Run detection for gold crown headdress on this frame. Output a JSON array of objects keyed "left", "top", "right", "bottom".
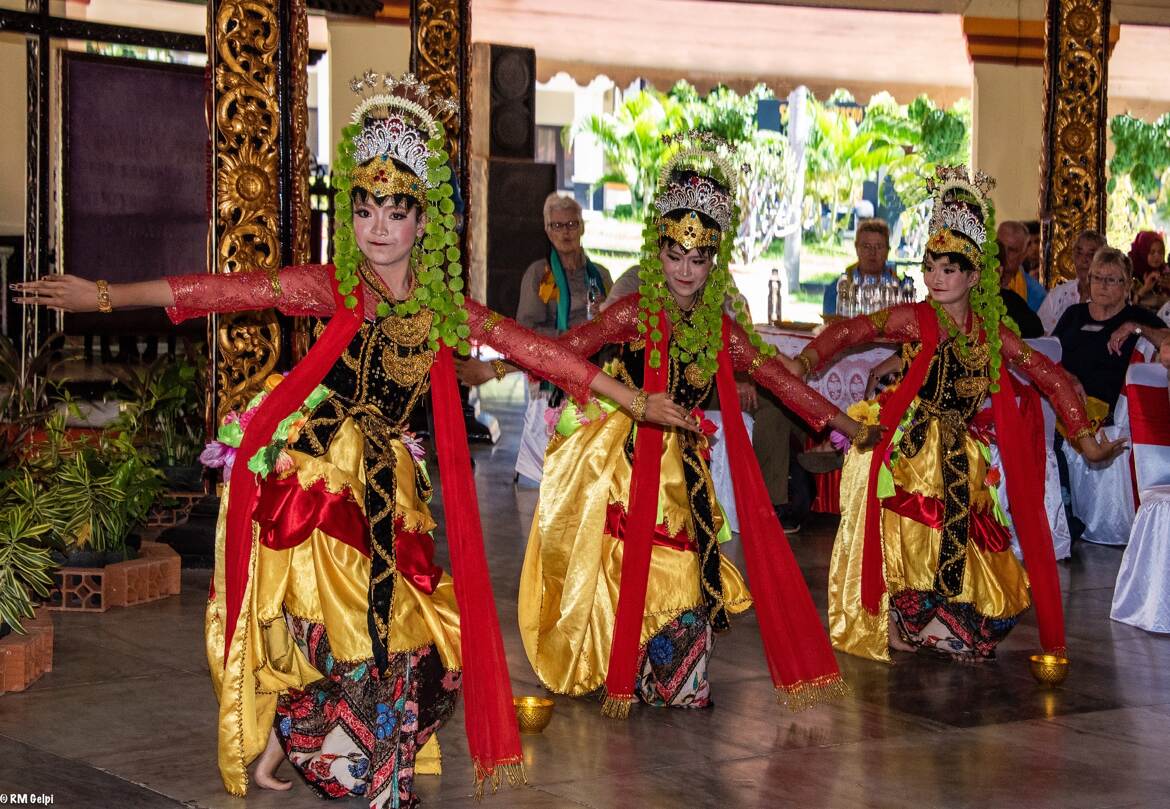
[
  {"left": 652, "top": 131, "right": 740, "bottom": 249},
  {"left": 347, "top": 70, "right": 459, "bottom": 199},
  {"left": 925, "top": 165, "right": 995, "bottom": 268}
]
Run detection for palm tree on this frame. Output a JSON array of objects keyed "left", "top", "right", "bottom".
[{"left": 571, "top": 89, "right": 690, "bottom": 220}]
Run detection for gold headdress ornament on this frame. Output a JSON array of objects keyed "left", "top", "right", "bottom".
[
  {"left": 652, "top": 131, "right": 742, "bottom": 250},
  {"left": 346, "top": 70, "right": 460, "bottom": 199},
  {"left": 925, "top": 165, "right": 996, "bottom": 268}
]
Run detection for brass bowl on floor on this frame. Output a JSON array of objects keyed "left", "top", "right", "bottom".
[
  {"left": 1029, "top": 653, "right": 1070, "bottom": 686},
  {"left": 513, "top": 696, "right": 555, "bottom": 734}
]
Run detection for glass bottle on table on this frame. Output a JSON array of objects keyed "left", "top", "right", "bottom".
[{"left": 768, "top": 268, "right": 783, "bottom": 324}]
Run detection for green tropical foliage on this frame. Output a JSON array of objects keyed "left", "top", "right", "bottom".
[
  {"left": 573, "top": 82, "right": 971, "bottom": 258},
  {"left": 572, "top": 89, "right": 690, "bottom": 220},
  {"left": 1107, "top": 113, "right": 1170, "bottom": 248},
  {"left": 0, "top": 506, "right": 54, "bottom": 634}
]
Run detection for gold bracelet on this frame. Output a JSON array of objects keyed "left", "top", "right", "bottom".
[
  {"left": 1071, "top": 426, "right": 1094, "bottom": 444},
  {"left": 96, "top": 280, "right": 113, "bottom": 313},
  {"left": 482, "top": 312, "right": 503, "bottom": 333},
  {"left": 796, "top": 352, "right": 813, "bottom": 376},
  {"left": 629, "top": 390, "right": 649, "bottom": 422},
  {"left": 490, "top": 359, "right": 507, "bottom": 381},
  {"left": 748, "top": 353, "right": 767, "bottom": 376},
  {"left": 853, "top": 422, "right": 871, "bottom": 447}
]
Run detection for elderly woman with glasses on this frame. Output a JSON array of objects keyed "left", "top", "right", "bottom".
[
  {"left": 1053, "top": 246, "right": 1170, "bottom": 419},
  {"left": 516, "top": 193, "right": 612, "bottom": 335}
]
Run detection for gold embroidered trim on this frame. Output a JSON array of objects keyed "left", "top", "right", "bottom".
[
  {"left": 748, "top": 353, "right": 767, "bottom": 376},
  {"left": 776, "top": 673, "right": 852, "bottom": 712},
  {"left": 380, "top": 308, "right": 433, "bottom": 347},
  {"left": 482, "top": 312, "right": 504, "bottom": 333},
  {"left": 867, "top": 308, "right": 891, "bottom": 334}
]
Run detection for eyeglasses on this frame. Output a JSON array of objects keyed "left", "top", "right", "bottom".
[
  {"left": 1089, "top": 273, "right": 1127, "bottom": 287},
  {"left": 856, "top": 242, "right": 888, "bottom": 253},
  {"left": 547, "top": 220, "right": 581, "bottom": 232}
]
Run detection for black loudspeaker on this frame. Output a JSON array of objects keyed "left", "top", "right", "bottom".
[
  {"left": 485, "top": 161, "right": 556, "bottom": 319},
  {"left": 489, "top": 45, "right": 535, "bottom": 160}
]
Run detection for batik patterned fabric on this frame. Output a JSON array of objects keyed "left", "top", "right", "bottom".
[
  {"left": 635, "top": 609, "right": 713, "bottom": 708},
  {"left": 889, "top": 590, "right": 1018, "bottom": 659},
  {"left": 276, "top": 616, "right": 460, "bottom": 809}
]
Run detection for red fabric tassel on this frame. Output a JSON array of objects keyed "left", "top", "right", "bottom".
[
  {"left": 603, "top": 322, "right": 670, "bottom": 707},
  {"left": 712, "top": 318, "right": 844, "bottom": 697},
  {"left": 222, "top": 274, "right": 362, "bottom": 663},
  {"left": 990, "top": 370, "right": 1066, "bottom": 653},
  {"left": 429, "top": 346, "right": 523, "bottom": 777}
]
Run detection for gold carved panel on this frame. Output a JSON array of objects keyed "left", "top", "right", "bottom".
[
  {"left": 1040, "top": 0, "right": 1110, "bottom": 284},
  {"left": 210, "top": 0, "right": 310, "bottom": 419},
  {"left": 414, "top": 0, "right": 466, "bottom": 167}
]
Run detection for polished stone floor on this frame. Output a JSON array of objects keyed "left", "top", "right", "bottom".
[{"left": 3, "top": 380, "right": 1168, "bottom": 809}]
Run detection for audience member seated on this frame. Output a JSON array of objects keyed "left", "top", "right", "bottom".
[
  {"left": 1038, "top": 229, "right": 1107, "bottom": 334},
  {"left": 1053, "top": 246, "right": 1170, "bottom": 419},
  {"left": 1130, "top": 230, "right": 1169, "bottom": 313},
  {"left": 1023, "top": 219, "right": 1042, "bottom": 279},
  {"left": 997, "top": 220, "right": 1047, "bottom": 312},
  {"left": 516, "top": 193, "right": 611, "bottom": 335},
  {"left": 822, "top": 218, "right": 897, "bottom": 316},
  {"left": 995, "top": 236, "right": 1043, "bottom": 338}
]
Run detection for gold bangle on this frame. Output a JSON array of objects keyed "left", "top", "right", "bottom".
[
  {"left": 853, "top": 423, "right": 871, "bottom": 447},
  {"left": 1071, "top": 426, "right": 1094, "bottom": 444},
  {"left": 490, "top": 359, "right": 507, "bottom": 381},
  {"left": 629, "top": 390, "right": 649, "bottom": 422},
  {"left": 96, "top": 280, "right": 112, "bottom": 313},
  {"left": 796, "top": 352, "right": 813, "bottom": 376}
]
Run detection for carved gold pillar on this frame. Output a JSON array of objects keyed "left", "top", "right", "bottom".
[
  {"left": 1040, "top": 0, "right": 1113, "bottom": 284},
  {"left": 208, "top": 0, "right": 311, "bottom": 421},
  {"left": 412, "top": 0, "right": 470, "bottom": 238}
]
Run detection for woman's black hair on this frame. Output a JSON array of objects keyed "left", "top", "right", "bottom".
[
  {"left": 350, "top": 157, "right": 424, "bottom": 213},
  {"left": 656, "top": 170, "right": 728, "bottom": 258},
  {"left": 924, "top": 249, "right": 977, "bottom": 275}
]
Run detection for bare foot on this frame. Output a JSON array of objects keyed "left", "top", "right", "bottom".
[
  {"left": 253, "top": 729, "right": 293, "bottom": 791},
  {"left": 888, "top": 622, "right": 918, "bottom": 654}
]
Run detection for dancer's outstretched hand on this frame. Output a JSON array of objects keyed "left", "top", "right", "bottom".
[
  {"left": 454, "top": 357, "right": 498, "bottom": 386},
  {"left": 12, "top": 275, "right": 98, "bottom": 312}
]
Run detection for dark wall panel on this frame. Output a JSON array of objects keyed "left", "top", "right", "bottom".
[
  {"left": 485, "top": 161, "right": 554, "bottom": 319},
  {"left": 489, "top": 45, "right": 535, "bottom": 160},
  {"left": 62, "top": 54, "right": 205, "bottom": 335}
]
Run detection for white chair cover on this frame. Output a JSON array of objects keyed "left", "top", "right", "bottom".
[
  {"left": 1111, "top": 486, "right": 1170, "bottom": 632},
  {"left": 1062, "top": 355, "right": 1139, "bottom": 546},
  {"left": 1111, "top": 365, "right": 1170, "bottom": 633},
  {"left": 703, "top": 409, "right": 754, "bottom": 534},
  {"left": 514, "top": 384, "right": 551, "bottom": 483}
]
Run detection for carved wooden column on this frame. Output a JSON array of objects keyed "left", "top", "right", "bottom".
[
  {"left": 1040, "top": 0, "right": 1112, "bottom": 284},
  {"left": 411, "top": 0, "right": 470, "bottom": 242},
  {"left": 208, "top": 0, "right": 310, "bottom": 422}
]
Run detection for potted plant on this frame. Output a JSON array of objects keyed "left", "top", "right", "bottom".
[
  {"left": 111, "top": 354, "right": 207, "bottom": 491},
  {"left": 0, "top": 504, "right": 55, "bottom": 637}
]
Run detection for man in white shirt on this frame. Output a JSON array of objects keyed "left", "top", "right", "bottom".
[{"left": 1038, "top": 229, "right": 1107, "bottom": 334}]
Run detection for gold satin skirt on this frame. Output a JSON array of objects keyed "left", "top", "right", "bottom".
[
  {"left": 518, "top": 410, "right": 751, "bottom": 696},
  {"left": 204, "top": 416, "right": 460, "bottom": 795},
  {"left": 828, "top": 423, "right": 1031, "bottom": 663}
]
